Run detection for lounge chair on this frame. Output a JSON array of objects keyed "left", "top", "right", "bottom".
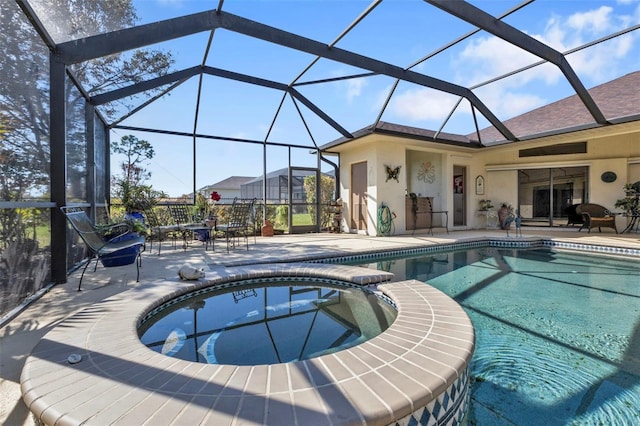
[
  {"left": 217, "top": 198, "right": 256, "bottom": 252},
  {"left": 576, "top": 203, "right": 617, "bottom": 233},
  {"left": 61, "top": 206, "right": 145, "bottom": 291}
]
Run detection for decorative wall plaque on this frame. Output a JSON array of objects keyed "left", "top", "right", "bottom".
[
  {"left": 418, "top": 161, "right": 436, "bottom": 183},
  {"left": 601, "top": 171, "right": 617, "bottom": 183},
  {"left": 475, "top": 175, "right": 485, "bottom": 195}
]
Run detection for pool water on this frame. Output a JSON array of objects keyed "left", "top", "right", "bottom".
[
  {"left": 138, "top": 280, "right": 397, "bottom": 365},
  {"left": 353, "top": 247, "right": 640, "bottom": 426}
]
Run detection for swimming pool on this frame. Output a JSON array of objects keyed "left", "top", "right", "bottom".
[{"left": 351, "top": 247, "right": 640, "bottom": 425}]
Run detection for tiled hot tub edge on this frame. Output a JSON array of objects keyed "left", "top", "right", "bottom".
[{"left": 21, "top": 265, "right": 474, "bottom": 426}]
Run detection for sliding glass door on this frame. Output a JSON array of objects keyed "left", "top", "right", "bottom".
[{"left": 518, "top": 166, "right": 588, "bottom": 226}]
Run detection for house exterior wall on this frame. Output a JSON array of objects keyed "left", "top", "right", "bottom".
[
  {"left": 332, "top": 122, "right": 640, "bottom": 234},
  {"left": 477, "top": 128, "right": 640, "bottom": 229},
  {"left": 338, "top": 137, "right": 482, "bottom": 235}
]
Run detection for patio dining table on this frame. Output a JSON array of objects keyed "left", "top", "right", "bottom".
[{"left": 180, "top": 217, "right": 217, "bottom": 250}]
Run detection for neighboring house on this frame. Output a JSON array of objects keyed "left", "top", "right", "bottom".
[
  {"left": 197, "top": 176, "right": 255, "bottom": 202},
  {"left": 240, "top": 168, "right": 328, "bottom": 202},
  {"left": 321, "top": 71, "right": 640, "bottom": 236}
]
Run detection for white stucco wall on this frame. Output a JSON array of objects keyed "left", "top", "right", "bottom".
[{"left": 331, "top": 122, "right": 640, "bottom": 233}]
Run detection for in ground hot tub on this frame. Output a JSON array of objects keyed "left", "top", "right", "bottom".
[
  {"left": 21, "top": 263, "right": 474, "bottom": 425},
  {"left": 138, "top": 279, "right": 397, "bottom": 365}
]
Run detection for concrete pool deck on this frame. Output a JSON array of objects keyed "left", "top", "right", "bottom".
[{"left": 2, "top": 228, "right": 640, "bottom": 425}]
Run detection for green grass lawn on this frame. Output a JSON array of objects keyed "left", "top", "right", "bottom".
[{"left": 291, "top": 213, "right": 314, "bottom": 226}]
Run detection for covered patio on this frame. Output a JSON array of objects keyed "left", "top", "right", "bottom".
[
  {"left": 2, "top": 0, "right": 640, "bottom": 424},
  {"left": 3, "top": 0, "right": 639, "bottom": 314}
]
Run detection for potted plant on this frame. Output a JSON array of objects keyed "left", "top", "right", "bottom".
[
  {"left": 478, "top": 199, "right": 493, "bottom": 211},
  {"left": 615, "top": 183, "right": 640, "bottom": 215},
  {"left": 623, "top": 183, "right": 638, "bottom": 196}
]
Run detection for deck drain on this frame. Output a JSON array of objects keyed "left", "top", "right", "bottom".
[{"left": 67, "top": 354, "right": 82, "bottom": 364}]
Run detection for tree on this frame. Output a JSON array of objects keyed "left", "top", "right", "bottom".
[
  {"left": 111, "top": 134, "right": 163, "bottom": 212},
  {"left": 111, "top": 135, "right": 155, "bottom": 185},
  {"left": 0, "top": 0, "right": 174, "bottom": 202},
  {"left": 303, "top": 174, "right": 336, "bottom": 228}
]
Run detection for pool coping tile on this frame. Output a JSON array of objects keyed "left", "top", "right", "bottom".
[{"left": 21, "top": 263, "right": 474, "bottom": 426}]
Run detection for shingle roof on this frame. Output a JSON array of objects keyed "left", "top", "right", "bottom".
[
  {"left": 321, "top": 71, "right": 640, "bottom": 150},
  {"left": 207, "top": 176, "right": 255, "bottom": 188},
  {"left": 472, "top": 71, "right": 640, "bottom": 144},
  {"left": 322, "top": 121, "right": 480, "bottom": 151}
]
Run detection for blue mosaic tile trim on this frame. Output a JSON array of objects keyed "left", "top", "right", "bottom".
[
  {"left": 313, "top": 240, "right": 535, "bottom": 265},
  {"left": 138, "top": 277, "right": 396, "bottom": 327},
  {"left": 542, "top": 240, "right": 640, "bottom": 257},
  {"left": 393, "top": 367, "right": 470, "bottom": 426},
  {"left": 311, "top": 238, "right": 640, "bottom": 265}
]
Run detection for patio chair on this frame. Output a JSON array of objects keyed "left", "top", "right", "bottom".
[
  {"left": 145, "top": 208, "right": 180, "bottom": 255},
  {"left": 564, "top": 204, "right": 584, "bottom": 227},
  {"left": 217, "top": 198, "right": 256, "bottom": 252},
  {"left": 167, "top": 204, "right": 214, "bottom": 250},
  {"left": 576, "top": 203, "right": 618, "bottom": 233},
  {"left": 61, "top": 206, "right": 145, "bottom": 291}
]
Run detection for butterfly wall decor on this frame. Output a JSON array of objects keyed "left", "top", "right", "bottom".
[{"left": 385, "top": 164, "right": 401, "bottom": 182}]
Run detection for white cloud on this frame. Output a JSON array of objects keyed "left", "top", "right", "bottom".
[
  {"left": 474, "top": 84, "right": 547, "bottom": 119},
  {"left": 540, "top": 5, "right": 638, "bottom": 82},
  {"left": 345, "top": 78, "right": 367, "bottom": 103},
  {"left": 389, "top": 88, "right": 461, "bottom": 121},
  {"left": 565, "top": 33, "right": 635, "bottom": 81},
  {"left": 566, "top": 6, "right": 614, "bottom": 34},
  {"left": 156, "top": 0, "right": 186, "bottom": 7},
  {"left": 456, "top": 36, "right": 556, "bottom": 87},
  {"left": 451, "top": 3, "right": 637, "bottom": 119}
]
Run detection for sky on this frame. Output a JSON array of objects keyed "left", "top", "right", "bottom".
[{"left": 103, "top": 0, "right": 640, "bottom": 197}]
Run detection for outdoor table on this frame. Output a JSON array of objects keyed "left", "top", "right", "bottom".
[{"left": 181, "top": 217, "right": 217, "bottom": 250}]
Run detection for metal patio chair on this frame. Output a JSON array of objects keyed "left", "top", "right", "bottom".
[
  {"left": 217, "top": 198, "right": 256, "bottom": 252},
  {"left": 145, "top": 208, "right": 181, "bottom": 255},
  {"left": 167, "top": 204, "right": 214, "bottom": 250},
  {"left": 61, "top": 206, "right": 145, "bottom": 291}
]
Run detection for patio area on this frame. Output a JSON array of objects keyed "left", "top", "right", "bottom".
[{"left": 2, "top": 228, "right": 640, "bottom": 425}]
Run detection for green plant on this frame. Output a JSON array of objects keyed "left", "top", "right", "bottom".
[
  {"left": 129, "top": 219, "right": 148, "bottom": 235},
  {"left": 275, "top": 205, "right": 288, "bottom": 229},
  {"left": 479, "top": 199, "right": 493, "bottom": 210},
  {"left": 623, "top": 183, "right": 639, "bottom": 194},
  {"left": 615, "top": 183, "right": 639, "bottom": 214},
  {"left": 111, "top": 134, "right": 164, "bottom": 213},
  {"left": 615, "top": 196, "right": 637, "bottom": 214},
  {"left": 303, "top": 174, "right": 335, "bottom": 227},
  {"left": 194, "top": 192, "right": 212, "bottom": 219},
  {"left": 114, "top": 181, "right": 159, "bottom": 212}
]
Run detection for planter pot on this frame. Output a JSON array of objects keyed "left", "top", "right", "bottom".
[
  {"left": 101, "top": 232, "right": 141, "bottom": 267},
  {"left": 125, "top": 211, "right": 145, "bottom": 224},
  {"left": 261, "top": 221, "right": 274, "bottom": 237},
  {"left": 194, "top": 229, "right": 210, "bottom": 241}
]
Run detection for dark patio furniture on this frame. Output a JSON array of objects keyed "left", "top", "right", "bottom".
[
  {"left": 217, "top": 198, "right": 256, "bottom": 252},
  {"left": 145, "top": 208, "right": 180, "bottom": 255},
  {"left": 564, "top": 204, "right": 584, "bottom": 227},
  {"left": 576, "top": 203, "right": 617, "bottom": 233},
  {"left": 61, "top": 206, "right": 145, "bottom": 291},
  {"left": 167, "top": 204, "right": 214, "bottom": 250}
]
